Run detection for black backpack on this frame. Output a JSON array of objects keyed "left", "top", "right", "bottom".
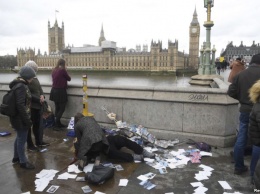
[
  {"left": 85, "top": 164, "right": 115, "bottom": 184},
  {"left": 0, "top": 87, "right": 17, "bottom": 117}
]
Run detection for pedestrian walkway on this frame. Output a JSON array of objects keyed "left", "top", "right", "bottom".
[
  {"left": 220, "top": 68, "right": 231, "bottom": 83},
  {"left": 0, "top": 115, "right": 255, "bottom": 194}
]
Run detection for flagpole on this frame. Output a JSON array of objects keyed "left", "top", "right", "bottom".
[{"left": 55, "top": 10, "right": 59, "bottom": 20}]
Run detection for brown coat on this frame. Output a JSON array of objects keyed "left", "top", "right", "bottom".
[{"left": 228, "top": 60, "right": 245, "bottom": 83}]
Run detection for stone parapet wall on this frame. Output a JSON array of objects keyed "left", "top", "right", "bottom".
[{"left": 0, "top": 82, "right": 239, "bottom": 147}]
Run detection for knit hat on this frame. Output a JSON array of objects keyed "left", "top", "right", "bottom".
[
  {"left": 25, "top": 60, "right": 38, "bottom": 72},
  {"left": 250, "top": 53, "right": 260, "bottom": 65},
  {"left": 19, "top": 66, "right": 36, "bottom": 80}
]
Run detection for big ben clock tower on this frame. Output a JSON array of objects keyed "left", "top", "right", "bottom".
[{"left": 189, "top": 8, "right": 200, "bottom": 69}]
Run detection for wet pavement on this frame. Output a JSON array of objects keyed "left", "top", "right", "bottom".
[{"left": 0, "top": 115, "right": 255, "bottom": 194}]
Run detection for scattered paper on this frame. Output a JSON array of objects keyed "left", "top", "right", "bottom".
[
  {"left": 199, "top": 164, "right": 214, "bottom": 171},
  {"left": 35, "top": 169, "right": 59, "bottom": 192},
  {"left": 190, "top": 182, "right": 204, "bottom": 187},
  {"left": 143, "top": 172, "right": 156, "bottom": 179},
  {"left": 102, "top": 163, "right": 114, "bottom": 168},
  {"left": 194, "top": 170, "right": 212, "bottom": 181},
  {"left": 57, "top": 172, "right": 77, "bottom": 180},
  {"left": 159, "top": 167, "right": 168, "bottom": 174},
  {"left": 94, "top": 191, "right": 105, "bottom": 194},
  {"left": 115, "top": 165, "right": 124, "bottom": 171},
  {"left": 200, "top": 151, "right": 212, "bottom": 157},
  {"left": 76, "top": 177, "right": 85, "bottom": 182},
  {"left": 218, "top": 181, "right": 232, "bottom": 190},
  {"left": 40, "top": 148, "right": 48, "bottom": 152},
  {"left": 119, "top": 179, "right": 128, "bottom": 186},
  {"left": 68, "top": 164, "right": 82, "bottom": 173},
  {"left": 139, "top": 180, "right": 156, "bottom": 190},
  {"left": 46, "top": 185, "right": 59, "bottom": 193},
  {"left": 144, "top": 158, "right": 155, "bottom": 163},
  {"left": 83, "top": 164, "right": 94, "bottom": 173},
  {"left": 81, "top": 185, "right": 92, "bottom": 193},
  {"left": 137, "top": 175, "right": 149, "bottom": 181},
  {"left": 194, "top": 186, "right": 208, "bottom": 193}
]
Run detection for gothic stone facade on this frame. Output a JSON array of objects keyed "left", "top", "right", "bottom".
[
  {"left": 17, "top": 40, "right": 186, "bottom": 71},
  {"left": 221, "top": 41, "right": 260, "bottom": 63},
  {"left": 17, "top": 10, "right": 199, "bottom": 71}
]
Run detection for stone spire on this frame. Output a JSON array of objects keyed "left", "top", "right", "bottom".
[
  {"left": 98, "top": 24, "right": 106, "bottom": 46},
  {"left": 191, "top": 7, "right": 199, "bottom": 26}
]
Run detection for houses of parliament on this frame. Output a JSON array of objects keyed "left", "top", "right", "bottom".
[{"left": 17, "top": 9, "right": 200, "bottom": 71}]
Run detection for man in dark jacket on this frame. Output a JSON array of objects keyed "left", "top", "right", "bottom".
[
  {"left": 10, "top": 66, "right": 36, "bottom": 169},
  {"left": 74, "top": 113, "right": 155, "bottom": 170},
  {"left": 227, "top": 53, "right": 260, "bottom": 175},
  {"left": 215, "top": 58, "right": 221, "bottom": 75}
]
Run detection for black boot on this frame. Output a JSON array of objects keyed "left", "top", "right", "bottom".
[
  {"left": 55, "top": 119, "right": 67, "bottom": 128},
  {"left": 20, "top": 162, "right": 35, "bottom": 169}
]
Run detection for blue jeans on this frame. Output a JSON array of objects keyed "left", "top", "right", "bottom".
[
  {"left": 14, "top": 129, "right": 28, "bottom": 163},
  {"left": 250, "top": 145, "right": 260, "bottom": 176},
  {"left": 234, "top": 112, "right": 250, "bottom": 169}
]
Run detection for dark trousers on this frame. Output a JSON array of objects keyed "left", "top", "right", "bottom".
[
  {"left": 107, "top": 135, "right": 143, "bottom": 162},
  {"left": 27, "top": 108, "right": 42, "bottom": 146},
  {"left": 54, "top": 101, "right": 66, "bottom": 124}
]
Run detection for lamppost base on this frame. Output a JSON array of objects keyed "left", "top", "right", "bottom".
[{"left": 82, "top": 112, "right": 94, "bottom": 117}]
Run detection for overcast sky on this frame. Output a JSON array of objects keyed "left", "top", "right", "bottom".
[{"left": 0, "top": 0, "right": 259, "bottom": 57}]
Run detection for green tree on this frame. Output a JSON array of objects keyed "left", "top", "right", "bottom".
[{"left": 0, "top": 55, "right": 17, "bottom": 69}]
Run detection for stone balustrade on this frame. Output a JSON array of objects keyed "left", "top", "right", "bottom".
[{"left": 0, "top": 80, "right": 239, "bottom": 147}]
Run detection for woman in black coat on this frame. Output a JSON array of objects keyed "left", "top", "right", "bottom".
[
  {"left": 9, "top": 66, "right": 36, "bottom": 169},
  {"left": 249, "top": 80, "right": 260, "bottom": 183}
]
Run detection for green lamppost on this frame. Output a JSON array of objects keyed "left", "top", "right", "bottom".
[{"left": 203, "top": 0, "right": 214, "bottom": 75}]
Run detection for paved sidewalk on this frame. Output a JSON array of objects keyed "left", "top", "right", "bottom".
[{"left": 0, "top": 116, "right": 255, "bottom": 194}]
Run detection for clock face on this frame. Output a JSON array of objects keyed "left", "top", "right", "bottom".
[{"left": 191, "top": 28, "right": 197, "bottom": 33}]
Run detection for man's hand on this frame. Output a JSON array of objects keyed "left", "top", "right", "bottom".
[
  {"left": 78, "top": 158, "right": 88, "bottom": 171},
  {"left": 40, "top": 95, "right": 44, "bottom": 104}
]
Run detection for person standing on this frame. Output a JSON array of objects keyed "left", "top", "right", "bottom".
[
  {"left": 25, "top": 61, "right": 50, "bottom": 151},
  {"left": 215, "top": 58, "right": 221, "bottom": 75},
  {"left": 10, "top": 66, "right": 36, "bottom": 169},
  {"left": 49, "top": 59, "right": 71, "bottom": 130},
  {"left": 228, "top": 57, "right": 245, "bottom": 83},
  {"left": 227, "top": 53, "right": 260, "bottom": 175},
  {"left": 248, "top": 80, "right": 260, "bottom": 184}
]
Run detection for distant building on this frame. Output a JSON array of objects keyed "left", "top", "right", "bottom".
[
  {"left": 17, "top": 9, "right": 200, "bottom": 72},
  {"left": 221, "top": 41, "right": 260, "bottom": 62}
]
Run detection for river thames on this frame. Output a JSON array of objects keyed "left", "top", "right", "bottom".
[{"left": 0, "top": 70, "right": 195, "bottom": 88}]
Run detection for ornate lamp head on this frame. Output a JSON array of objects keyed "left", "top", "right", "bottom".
[{"left": 204, "top": 0, "right": 214, "bottom": 8}]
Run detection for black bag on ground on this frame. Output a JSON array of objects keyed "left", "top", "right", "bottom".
[
  {"left": 195, "top": 142, "right": 211, "bottom": 152},
  {"left": 42, "top": 101, "right": 55, "bottom": 128},
  {"left": 0, "top": 88, "right": 16, "bottom": 117},
  {"left": 85, "top": 164, "right": 114, "bottom": 184},
  {"left": 42, "top": 113, "right": 55, "bottom": 128},
  {"left": 186, "top": 139, "right": 212, "bottom": 152}
]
